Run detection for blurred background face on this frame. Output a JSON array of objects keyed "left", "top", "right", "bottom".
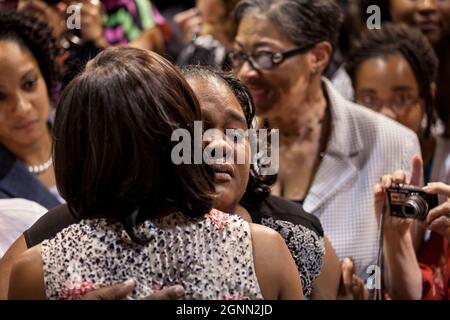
[
  {"left": 354, "top": 54, "right": 424, "bottom": 133},
  {"left": 197, "top": 0, "right": 226, "bottom": 30},
  {"left": 0, "top": 41, "right": 50, "bottom": 149},
  {"left": 233, "top": 14, "right": 312, "bottom": 118},
  {"left": 188, "top": 78, "right": 250, "bottom": 213},
  {"left": 390, "top": 0, "right": 450, "bottom": 45}
]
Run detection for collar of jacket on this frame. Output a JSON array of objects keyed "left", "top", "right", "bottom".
[
  {"left": 303, "top": 78, "right": 364, "bottom": 214},
  {"left": 0, "top": 144, "right": 60, "bottom": 209}
]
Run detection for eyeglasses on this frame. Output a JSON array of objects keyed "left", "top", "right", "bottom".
[
  {"left": 357, "top": 93, "right": 421, "bottom": 114},
  {"left": 228, "top": 43, "right": 316, "bottom": 71}
]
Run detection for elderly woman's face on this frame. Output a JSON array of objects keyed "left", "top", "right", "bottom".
[
  {"left": 390, "top": 0, "right": 450, "bottom": 45},
  {"left": 0, "top": 41, "right": 50, "bottom": 150},
  {"left": 233, "top": 14, "right": 312, "bottom": 117},
  {"left": 188, "top": 78, "right": 250, "bottom": 214}
]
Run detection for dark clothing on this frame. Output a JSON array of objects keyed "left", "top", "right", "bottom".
[
  {"left": 244, "top": 195, "right": 323, "bottom": 237},
  {"left": 0, "top": 145, "right": 60, "bottom": 210},
  {"left": 243, "top": 195, "right": 325, "bottom": 299},
  {"left": 24, "top": 204, "right": 77, "bottom": 248}
]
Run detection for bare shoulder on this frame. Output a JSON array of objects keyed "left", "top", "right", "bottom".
[
  {"left": 248, "top": 223, "right": 284, "bottom": 246},
  {"left": 249, "top": 223, "right": 303, "bottom": 300},
  {"left": 8, "top": 245, "right": 46, "bottom": 300}
]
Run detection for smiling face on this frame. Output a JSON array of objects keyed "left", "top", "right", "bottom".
[
  {"left": 188, "top": 77, "right": 250, "bottom": 214},
  {"left": 354, "top": 54, "right": 424, "bottom": 133},
  {"left": 0, "top": 40, "right": 50, "bottom": 152},
  {"left": 390, "top": 0, "right": 450, "bottom": 45},
  {"left": 233, "top": 14, "right": 313, "bottom": 118}
]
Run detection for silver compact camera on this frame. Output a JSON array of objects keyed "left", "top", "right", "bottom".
[{"left": 386, "top": 183, "right": 438, "bottom": 220}]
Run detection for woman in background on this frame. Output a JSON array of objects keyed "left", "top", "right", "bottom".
[{"left": 0, "top": 11, "right": 63, "bottom": 208}]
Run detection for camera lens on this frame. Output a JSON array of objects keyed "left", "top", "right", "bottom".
[{"left": 402, "top": 194, "right": 428, "bottom": 219}]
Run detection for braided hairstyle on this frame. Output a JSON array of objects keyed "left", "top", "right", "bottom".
[
  {"left": 0, "top": 11, "right": 63, "bottom": 98},
  {"left": 346, "top": 22, "right": 439, "bottom": 138}
]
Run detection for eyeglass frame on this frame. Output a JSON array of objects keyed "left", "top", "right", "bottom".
[
  {"left": 228, "top": 43, "right": 317, "bottom": 71},
  {"left": 356, "top": 94, "right": 422, "bottom": 115}
]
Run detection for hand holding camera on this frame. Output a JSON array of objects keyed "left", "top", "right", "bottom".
[
  {"left": 374, "top": 155, "right": 424, "bottom": 236},
  {"left": 422, "top": 182, "right": 450, "bottom": 242}
]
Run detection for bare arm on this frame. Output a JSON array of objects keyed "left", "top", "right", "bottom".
[
  {"left": 311, "top": 235, "right": 341, "bottom": 299},
  {"left": 8, "top": 245, "right": 46, "bottom": 300},
  {"left": 0, "top": 235, "right": 28, "bottom": 299},
  {"left": 383, "top": 230, "right": 422, "bottom": 300},
  {"left": 374, "top": 156, "right": 424, "bottom": 300},
  {"left": 250, "top": 223, "right": 303, "bottom": 300}
]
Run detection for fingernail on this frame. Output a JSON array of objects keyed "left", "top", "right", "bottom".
[
  {"left": 173, "top": 285, "right": 185, "bottom": 297},
  {"left": 123, "top": 279, "right": 136, "bottom": 288}
]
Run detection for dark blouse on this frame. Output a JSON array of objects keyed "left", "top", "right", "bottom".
[{"left": 243, "top": 195, "right": 324, "bottom": 299}]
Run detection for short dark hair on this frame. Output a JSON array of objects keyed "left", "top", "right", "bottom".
[
  {"left": 54, "top": 48, "right": 215, "bottom": 243},
  {"left": 234, "top": 0, "right": 343, "bottom": 49},
  {"left": 346, "top": 23, "right": 439, "bottom": 138},
  {"left": 181, "top": 66, "right": 276, "bottom": 205},
  {"left": 0, "top": 11, "right": 62, "bottom": 98}
]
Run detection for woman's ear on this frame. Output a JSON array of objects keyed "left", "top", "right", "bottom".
[{"left": 310, "top": 41, "right": 333, "bottom": 74}]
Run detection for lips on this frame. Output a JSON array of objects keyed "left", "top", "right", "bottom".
[
  {"left": 210, "top": 163, "right": 235, "bottom": 183},
  {"left": 248, "top": 86, "right": 270, "bottom": 105},
  {"left": 419, "top": 20, "right": 440, "bottom": 32},
  {"left": 13, "top": 119, "right": 39, "bottom": 131}
]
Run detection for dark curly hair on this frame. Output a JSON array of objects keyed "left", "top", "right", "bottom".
[
  {"left": 346, "top": 23, "right": 439, "bottom": 138},
  {"left": 0, "top": 11, "right": 62, "bottom": 97},
  {"left": 181, "top": 65, "right": 276, "bottom": 205}
]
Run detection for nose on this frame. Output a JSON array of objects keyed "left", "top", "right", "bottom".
[
  {"left": 12, "top": 92, "right": 33, "bottom": 115},
  {"left": 236, "top": 60, "right": 259, "bottom": 82},
  {"left": 418, "top": 0, "right": 437, "bottom": 14},
  {"left": 203, "top": 130, "right": 234, "bottom": 162}
]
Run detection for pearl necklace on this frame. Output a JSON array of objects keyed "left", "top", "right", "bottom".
[{"left": 28, "top": 157, "right": 53, "bottom": 175}]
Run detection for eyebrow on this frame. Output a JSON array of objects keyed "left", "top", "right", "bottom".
[
  {"left": 225, "top": 109, "right": 247, "bottom": 126},
  {"left": 234, "top": 39, "right": 278, "bottom": 50},
  {"left": 392, "top": 85, "right": 415, "bottom": 92},
  {"left": 20, "top": 68, "right": 37, "bottom": 80}
]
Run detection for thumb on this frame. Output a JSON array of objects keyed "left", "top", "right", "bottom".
[
  {"left": 409, "top": 155, "right": 423, "bottom": 186},
  {"left": 143, "top": 285, "right": 185, "bottom": 300}
]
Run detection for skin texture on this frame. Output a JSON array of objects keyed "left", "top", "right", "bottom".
[
  {"left": 0, "top": 41, "right": 55, "bottom": 188},
  {"left": 189, "top": 77, "right": 303, "bottom": 299},
  {"left": 354, "top": 54, "right": 424, "bottom": 133},
  {"left": 389, "top": 0, "right": 450, "bottom": 134},
  {"left": 233, "top": 13, "right": 368, "bottom": 300},
  {"left": 373, "top": 155, "right": 424, "bottom": 299},
  {"left": 234, "top": 14, "right": 332, "bottom": 201},
  {"left": 389, "top": 0, "right": 450, "bottom": 46},
  {"left": 174, "top": 0, "right": 234, "bottom": 49},
  {"left": 0, "top": 235, "right": 27, "bottom": 300},
  {"left": 189, "top": 78, "right": 250, "bottom": 214},
  {"left": 190, "top": 77, "right": 339, "bottom": 299}
]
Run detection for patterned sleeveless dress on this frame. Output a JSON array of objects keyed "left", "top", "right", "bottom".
[{"left": 41, "top": 209, "right": 263, "bottom": 300}]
